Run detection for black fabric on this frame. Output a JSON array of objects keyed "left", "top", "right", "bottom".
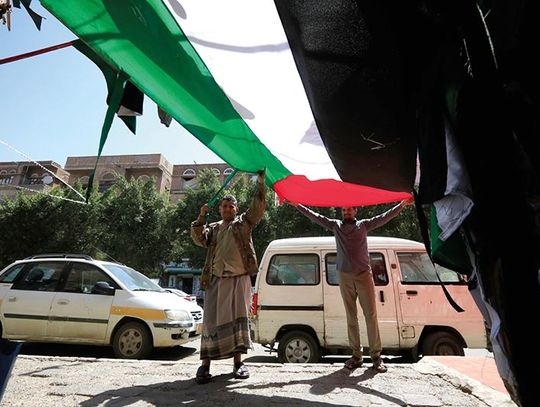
[
  {"left": 120, "top": 81, "right": 144, "bottom": 116},
  {"left": 273, "top": 0, "right": 420, "bottom": 192},
  {"left": 13, "top": 0, "right": 43, "bottom": 30},
  {"left": 157, "top": 106, "right": 173, "bottom": 127},
  {"left": 73, "top": 40, "right": 139, "bottom": 134},
  {"left": 275, "top": 1, "right": 540, "bottom": 405}
]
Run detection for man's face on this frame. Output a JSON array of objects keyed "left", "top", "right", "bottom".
[
  {"left": 341, "top": 207, "right": 357, "bottom": 221},
  {"left": 219, "top": 200, "right": 238, "bottom": 221}
]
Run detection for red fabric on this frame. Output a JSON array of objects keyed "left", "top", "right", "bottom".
[{"left": 273, "top": 175, "right": 411, "bottom": 207}]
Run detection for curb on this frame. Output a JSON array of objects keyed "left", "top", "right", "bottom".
[{"left": 416, "top": 357, "right": 516, "bottom": 406}]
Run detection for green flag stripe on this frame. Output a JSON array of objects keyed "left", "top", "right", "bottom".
[{"left": 41, "top": 0, "right": 291, "bottom": 185}]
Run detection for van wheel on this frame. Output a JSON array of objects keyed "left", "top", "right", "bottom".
[
  {"left": 422, "top": 331, "right": 464, "bottom": 356},
  {"left": 277, "top": 331, "right": 320, "bottom": 363},
  {"left": 113, "top": 321, "right": 153, "bottom": 359}
]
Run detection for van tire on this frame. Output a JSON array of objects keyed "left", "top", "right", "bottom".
[
  {"left": 422, "top": 331, "right": 464, "bottom": 356},
  {"left": 277, "top": 331, "right": 320, "bottom": 363},
  {"left": 112, "top": 321, "right": 153, "bottom": 359}
]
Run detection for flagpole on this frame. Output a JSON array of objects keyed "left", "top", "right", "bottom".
[{"left": 0, "top": 40, "right": 77, "bottom": 65}]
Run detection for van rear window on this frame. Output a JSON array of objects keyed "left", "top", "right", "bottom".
[
  {"left": 325, "top": 253, "right": 388, "bottom": 286},
  {"left": 266, "top": 254, "right": 320, "bottom": 285}
]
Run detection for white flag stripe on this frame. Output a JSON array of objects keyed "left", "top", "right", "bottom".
[{"left": 164, "top": 0, "right": 341, "bottom": 181}]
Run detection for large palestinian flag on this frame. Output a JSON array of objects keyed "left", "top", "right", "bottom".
[{"left": 41, "top": 0, "right": 413, "bottom": 207}]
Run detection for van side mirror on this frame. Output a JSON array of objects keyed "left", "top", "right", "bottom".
[{"left": 93, "top": 281, "right": 115, "bottom": 295}]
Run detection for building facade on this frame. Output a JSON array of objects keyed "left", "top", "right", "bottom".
[
  {"left": 64, "top": 154, "right": 173, "bottom": 194},
  {"left": 170, "top": 162, "right": 239, "bottom": 203},
  {"left": 0, "top": 160, "right": 70, "bottom": 202}
]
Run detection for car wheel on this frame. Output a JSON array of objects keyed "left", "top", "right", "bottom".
[
  {"left": 277, "top": 330, "right": 320, "bottom": 363},
  {"left": 422, "top": 331, "right": 464, "bottom": 356},
  {"left": 112, "top": 321, "right": 153, "bottom": 359}
]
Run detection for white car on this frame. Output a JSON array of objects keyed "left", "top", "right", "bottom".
[
  {"left": 0, "top": 254, "right": 196, "bottom": 359},
  {"left": 165, "top": 288, "right": 197, "bottom": 303},
  {"left": 164, "top": 288, "right": 203, "bottom": 336}
]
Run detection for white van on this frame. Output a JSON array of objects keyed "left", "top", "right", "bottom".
[{"left": 251, "top": 236, "right": 487, "bottom": 363}]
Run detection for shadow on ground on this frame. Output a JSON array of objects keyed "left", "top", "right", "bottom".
[
  {"left": 19, "top": 342, "right": 198, "bottom": 361},
  {"left": 78, "top": 367, "right": 407, "bottom": 407}
]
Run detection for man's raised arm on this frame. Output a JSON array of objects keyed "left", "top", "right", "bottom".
[
  {"left": 244, "top": 172, "right": 266, "bottom": 227},
  {"left": 364, "top": 197, "right": 414, "bottom": 232},
  {"left": 191, "top": 203, "right": 210, "bottom": 247},
  {"left": 291, "top": 202, "right": 337, "bottom": 231}
]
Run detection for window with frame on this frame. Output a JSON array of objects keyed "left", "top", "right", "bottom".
[
  {"left": 0, "top": 264, "right": 25, "bottom": 283},
  {"left": 99, "top": 172, "right": 116, "bottom": 192},
  {"left": 63, "top": 263, "right": 116, "bottom": 294},
  {"left": 12, "top": 262, "right": 65, "bottom": 291},
  {"left": 397, "top": 252, "right": 463, "bottom": 284},
  {"left": 182, "top": 169, "right": 196, "bottom": 180},
  {"left": 0, "top": 175, "right": 13, "bottom": 185},
  {"left": 266, "top": 254, "right": 320, "bottom": 285},
  {"left": 325, "top": 252, "right": 388, "bottom": 286}
]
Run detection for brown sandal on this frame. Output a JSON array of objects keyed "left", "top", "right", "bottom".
[
  {"left": 344, "top": 356, "right": 363, "bottom": 370},
  {"left": 371, "top": 357, "right": 388, "bottom": 373}
]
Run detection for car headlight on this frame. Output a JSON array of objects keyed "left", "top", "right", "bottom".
[{"left": 165, "top": 310, "right": 191, "bottom": 321}]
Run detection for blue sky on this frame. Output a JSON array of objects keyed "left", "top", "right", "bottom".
[{"left": 0, "top": 3, "right": 221, "bottom": 167}]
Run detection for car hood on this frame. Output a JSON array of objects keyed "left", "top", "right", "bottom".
[{"left": 123, "top": 290, "right": 197, "bottom": 311}]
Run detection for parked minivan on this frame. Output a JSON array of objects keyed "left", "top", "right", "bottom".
[
  {"left": 251, "top": 236, "right": 487, "bottom": 363},
  {"left": 0, "top": 255, "right": 196, "bottom": 359}
]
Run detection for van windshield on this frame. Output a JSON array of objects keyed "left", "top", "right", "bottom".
[
  {"left": 397, "top": 252, "right": 463, "bottom": 283},
  {"left": 103, "top": 264, "right": 162, "bottom": 291}
]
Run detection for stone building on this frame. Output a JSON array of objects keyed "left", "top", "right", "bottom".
[
  {"left": 64, "top": 154, "right": 173, "bottom": 194},
  {"left": 170, "top": 162, "right": 238, "bottom": 203},
  {"left": 0, "top": 160, "right": 70, "bottom": 201}
]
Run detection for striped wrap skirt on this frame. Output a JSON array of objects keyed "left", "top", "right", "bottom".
[{"left": 200, "top": 274, "right": 253, "bottom": 360}]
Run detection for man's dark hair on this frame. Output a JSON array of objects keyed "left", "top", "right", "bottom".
[{"left": 219, "top": 195, "right": 238, "bottom": 206}]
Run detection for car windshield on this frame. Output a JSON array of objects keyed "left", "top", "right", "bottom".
[{"left": 102, "top": 264, "right": 162, "bottom": 291}]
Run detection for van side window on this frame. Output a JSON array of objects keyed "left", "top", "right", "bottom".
[
  {"left": 267, "top": 254, "right": 320, "bottom": 285},
  {"left": 325, "top": 252, "right": 388, "bottom": 286},
  {"left": 11, "top": 262, "right": 66, "bottom": 292},
  {"left": 397, "top": 252, "right": 463, "bottom": 284}
]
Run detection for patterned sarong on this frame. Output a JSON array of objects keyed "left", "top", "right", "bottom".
[{"left": 200, "top": 274, "right": 253, "bottom": 360}]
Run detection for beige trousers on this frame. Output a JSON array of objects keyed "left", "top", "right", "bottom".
[{"left": 338, "top": 270, "right": 382, "bottom": 359}]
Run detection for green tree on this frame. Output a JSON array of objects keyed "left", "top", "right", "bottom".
[
  {"left": 0, "top": 185, "right": 103, "bottom": 268},
  {"left": 99, "top": 177, "right": 174, "bottom": 275}
]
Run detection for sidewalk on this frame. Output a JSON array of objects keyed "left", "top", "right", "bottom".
[
  {"left": 1, "top": 354, "right": 516, "bottom": 406},
  {"left": 428, "top": 356, "right": 508, "bottom": 395}
]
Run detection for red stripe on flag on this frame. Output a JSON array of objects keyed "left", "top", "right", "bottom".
[{"left": 273, "top": 175, "right": 411, "bottom": 207}]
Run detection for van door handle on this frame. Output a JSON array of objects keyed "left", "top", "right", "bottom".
[
  {"left": 8, "top": 296, "right": 16, "bottom": 302},
  {"left": 379, "top": 291, "right": 385, "bottom": 303},
  {"left": 57, "top": 299, "right": 70, "bottom": 305},
  {"left": 406, "top": 290, "right": 418, "bottom": 296}
]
